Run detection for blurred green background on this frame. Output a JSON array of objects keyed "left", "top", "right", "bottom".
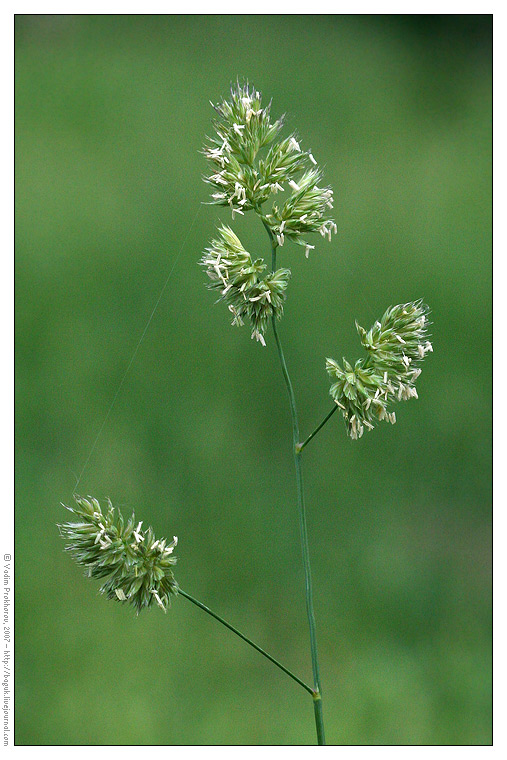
[{"left": 15, "top": 14, "right": 492, "bottom": 745}]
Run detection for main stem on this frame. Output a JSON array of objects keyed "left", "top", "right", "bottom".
[
  {"left": 178, "top": 589, "right": 314, "bottom": 696},
  {"left": 266, "top": 226, "right": 326, "bottom": 745}
]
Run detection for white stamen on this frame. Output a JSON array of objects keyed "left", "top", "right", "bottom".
[
  {"left": 94, "top": 525, "right": 106, "bottom": 544},
  {"left": 288, "top": 180, "right": 300, "bottom": 192},
  {"left": 251, "top": 330, "right": 266, "bottom": 347},
  {"left": 249, "top": 293, "right": 267, "bottom": 302},
  {"left": 150, "top": 589, "right": 166, "bottom": 611},
  {"left": 133, "top": 522, "right": 144, "bottom": 543}
]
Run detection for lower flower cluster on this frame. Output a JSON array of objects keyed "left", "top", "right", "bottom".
[
  {"left": 326, "top": 301, "right": 432, "bottom": 439},
  {"left": 200, "top": 225, "right": 291, "bottom": 346},
  {"left": 58, "top": 495, "right": 178, "bottom": 613}
]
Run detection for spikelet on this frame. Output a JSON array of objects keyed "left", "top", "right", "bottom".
[
  {"left": 58, "top": 496, "right": 178, "bottom": 613},
  {"left": 326, "top": 302, "right": 432, "bottom": 439}
]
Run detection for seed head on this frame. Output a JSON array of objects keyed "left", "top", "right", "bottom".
[
  {"left": 58, "top": 495, "right": 178, "bottom": 613},
  {"left": 203, "top": 82, "right": 336, "bottom": 253},
  {"left": 200, "top": 225, "right": 290, "bottom": 346},
  {"left": 326, "top": 301, "right": 432, "bottom": 439}
]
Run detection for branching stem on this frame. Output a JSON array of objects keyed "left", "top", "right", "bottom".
[
  {"left": 178, "top": 589, "right": 314, "bottom": 696},
  {"left": 297, "top": 405, "right": 339, "bottom": 453}
]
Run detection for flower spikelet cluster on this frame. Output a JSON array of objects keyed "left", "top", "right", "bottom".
[
  {"left": 58, "top": 495, "right": 178, "bottom": 613},
  {"left": 326, "top": 301, "right": 432, "bottom": 439},
  {"left": 200, "top": 225, "right": 290, "bottom": 346},
  {"left": 203, "top": 82, "right": 336, "bottom": 255}
]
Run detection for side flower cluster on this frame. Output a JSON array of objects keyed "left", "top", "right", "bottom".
[
  {"left": 326, "top": 301, "right": 432, "bottom": 439},
  {"left": 200, "top": 225, "right": 290, "bottom": 346},
  {"left": 58, "top": 495, "right": 178, "bottom": 613},
  {"left": 203, "top": 82, "right": 336, "bottom": 256}
]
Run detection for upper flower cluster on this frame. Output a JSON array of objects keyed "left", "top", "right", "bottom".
[
  {"left": 326, "top": 301, "right": 432, "bottom": 439},
  {"left": 200, "top": 225, "right": 290, "bottom": 345},
  {"left": 203, "top": 82, "right": 336, "bottom": 254},
  {"left": 58, "top": 495, "right": 178, "bottom": 613}
]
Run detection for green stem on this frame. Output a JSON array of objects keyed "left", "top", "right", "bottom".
[
  {"left": 260, "top": 217, "right": 277, "bottom": 270},
  {"left": 266, "top": 234, "right": 326, "bottom": 745},
  {"left": 297, "top": 405, "right": 339, "bottom": 453},
  {"left": 178, "top": 589, "right": 314, "bottom": 696}
]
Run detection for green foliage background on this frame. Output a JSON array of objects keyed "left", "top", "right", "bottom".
[{"left": 15, "top": 14, "right": 492, "bottom": 745}]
